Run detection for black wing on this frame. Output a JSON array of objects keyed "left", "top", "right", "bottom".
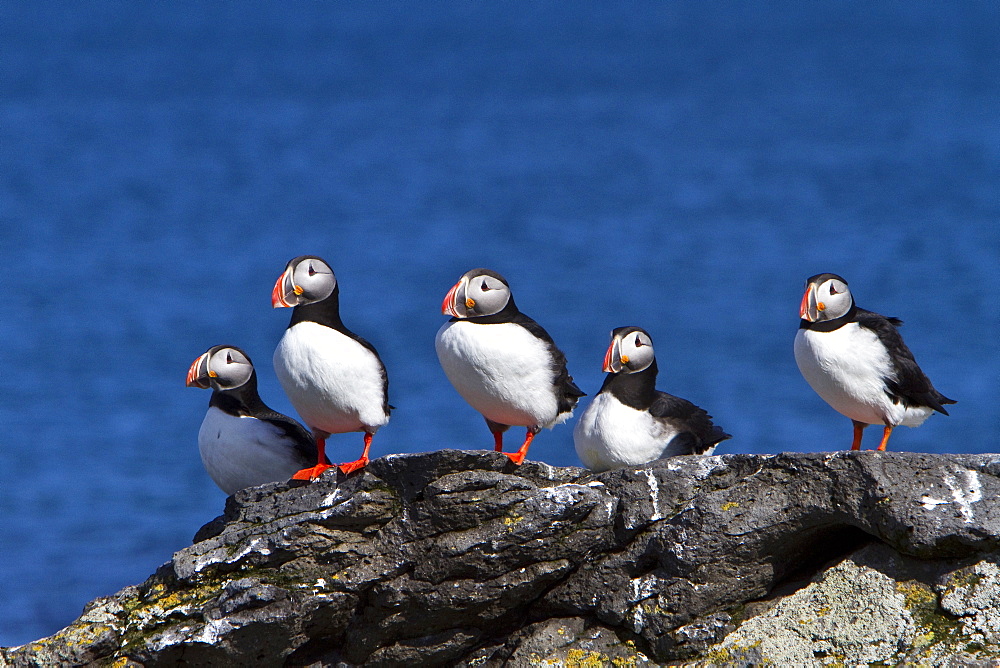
[
  {"left": 291, "top": 285, "right": 393, "bottom": 418},
  {"left": 344, "top": 330, "right": 394, "bottom": 417},
  {"left": 211, "top": 383, "right": 325, "bottom": 466},
  {"left": 855, "top": 308, "right": 956, "bottom": 414},
  {"left": 257, "top": 410, "right": 324, "bottom": 465},
  {"left": 649, "top": 391, "right": 731, "bottom": 453},
  {"left": 510, "top": 311, "right": 586, "bottom": 414}
]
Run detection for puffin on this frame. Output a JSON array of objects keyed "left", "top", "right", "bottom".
[
  {"left": 271, "top": 255, "right": 391, "bottom": 479},
  {"left": 435, "top": 268, "right": 585, "bottom": 464},
  {"left": 794, "top": 272, "right": 955, "bottom": 451},
  {"left": 574, "top": 327, "right": 731, "bottom": 472},
  {"left": 186, "top": 345, "right": 321, "bottom": 495}
]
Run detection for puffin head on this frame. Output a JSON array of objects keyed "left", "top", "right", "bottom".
[
  {"left": 603, "top": 326, "right": 655, "bottom": 374},
  {"left": 186, "top": 345, "right": 254, "bottom": 391},
  {"left": 799, "top": 273, "right": 853, "bottom": 323},
  {"left": 272, "top": 255, "right": 337, "bottom": 308},
  {"left": 441, "top": 268, "right": 512, "bottom": 318}
]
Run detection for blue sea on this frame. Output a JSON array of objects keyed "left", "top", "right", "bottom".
[{"left": 2, "top": 1, "right": 998, "bottom": 646}]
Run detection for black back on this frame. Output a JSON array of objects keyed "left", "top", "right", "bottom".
[
  {"left": 457, "top": 295, "right": 585, "bottom": 416},
  {"left": 208, "top": 369, "right": 322, "bottom": 464},
  {"left": 798, "top": 281, "right": 956, "bottom": 414},
  {"left": 800, "top": 293, "right": 956, "bottom": 414},
  {"left": 600, "top": 359, "right": 731, "bottom": 453},
  {"left": 288, "top": 282, "right": 393, "bottom": 417},
  {"left": 853, "top": 308, "right": 956, "bottom": 414}
]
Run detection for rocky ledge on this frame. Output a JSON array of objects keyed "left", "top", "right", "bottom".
[{"left": 5, "top": 449, "right": 1000, "bottom": 666}]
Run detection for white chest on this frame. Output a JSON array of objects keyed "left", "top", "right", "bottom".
[
  {"left": 573, "top": 392, "right": 687, "bottom": 472},
  {"left": 273, "top": 322, "right": 388, "bottom": 434},
  {"left": 435, "top": 320, "right": 563, "bottom": 428},
  {"left": 198, "top": 407, "right": 308, "bottom": 495},
  {"left": 794, "top": 323, "right": 920, "bottom": 426}
]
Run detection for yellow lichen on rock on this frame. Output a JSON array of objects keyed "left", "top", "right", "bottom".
[{"left": 564, "top": 648, "right": 611, "bottom": 668}]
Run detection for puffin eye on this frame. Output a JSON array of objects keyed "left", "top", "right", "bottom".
[
  {"left": 226, "top": 352, "right": 234, "bottom": 364},
  {"left": 480, "top": 280, "right": 491, "bottom": 291},
  {"left": 308, "top": 263, "right": 316, "bottom": 276},
  {"left": 634, "top": 335, "right": 643, "bottom": 347},
  {"left": 829, "top": 283, "right": 839, "bottom": 295}
]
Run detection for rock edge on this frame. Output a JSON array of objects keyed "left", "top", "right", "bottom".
[{"left": 5, "top": 449, "right": 1000, "bottom": 666}]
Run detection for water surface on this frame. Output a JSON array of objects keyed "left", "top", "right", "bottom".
[{"left": 1, "top": 1, "right": 998, "bottom": 645}]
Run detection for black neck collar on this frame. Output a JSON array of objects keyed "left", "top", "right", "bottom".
[
  {"left": 209, "top": 371, "right": 268, "bottom": 417},
  {"left": 289, "top": 284, "right": 348, "bottom": 333},
  {"left": 799, "top": 301, "right": 858, "bottom": 332},
  {"left": 600, "top": 359, "right": 658, "bottom": 410}
]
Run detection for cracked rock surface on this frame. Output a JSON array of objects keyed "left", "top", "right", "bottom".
[{"left": 4, "top": 449, "right": 1000, "bottom": 666}]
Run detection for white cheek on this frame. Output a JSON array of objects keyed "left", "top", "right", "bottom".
[
  {"left": 477, "top": 290, "right": 508, "bottom": 314},
  {"left": 818, "top": 291, "right": 849, "bottom": 318}
]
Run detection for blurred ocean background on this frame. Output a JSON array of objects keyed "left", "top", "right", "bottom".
[{"left": 2, "top": 0, "right": 998, "bottom": 646}]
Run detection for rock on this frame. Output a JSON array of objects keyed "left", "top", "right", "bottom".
[
  {"left": 711, "top": 546, "right": 917, "bottom": 664},
  {"left": 5, "top": 449, "right": 1000, "bottom": 666}
]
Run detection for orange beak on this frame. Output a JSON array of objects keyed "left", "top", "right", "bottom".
[
  {"left": 799, "top": 285, "right": 811, "bottom": 320},
  {"left": 800, "top": 282, "right": 826, "bottom": 322},
  {"left": 602, "top": 340, "right": 615, "bottom": 373},
  {"left": 272, "top": 272, "right": 293, "bottom": 308},
  {"left": 186, "top": 353, "right": 211, "bottom": 388},
  {"left": 441, "top": 280, "right": 463, "bottom": 317}
]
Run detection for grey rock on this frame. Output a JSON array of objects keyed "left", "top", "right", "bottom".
[{"left": 5, "top": 449, "right": 1000, "bottom": 666}]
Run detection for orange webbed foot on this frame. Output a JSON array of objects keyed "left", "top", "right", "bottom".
[
  {"left": 337, "top": 457, "right": 370, "bottom": 475},
  {"left": 503, "top": 451, "right": 526, "bottom": 465},
  {"left": 502, "top": 428, "right": 536, "bottom": 466},
  {"left": 291, "top": 463, "right": 335, "bottom": 481}
]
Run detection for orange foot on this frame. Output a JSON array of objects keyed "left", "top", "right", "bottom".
[
  {"left": 291, "top": 463, "right": 335, "bottom": 481},
  {"left": 337, "top": 457, "right": 370, "bottom": 475},
  {"left": 503, "top": 451, "right": 526, "bottom": 465}
]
